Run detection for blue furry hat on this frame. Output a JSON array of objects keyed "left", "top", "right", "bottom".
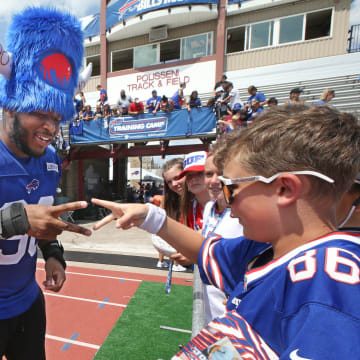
[{"left": 0, "top": 7, "right": 84, "bottom": 121}]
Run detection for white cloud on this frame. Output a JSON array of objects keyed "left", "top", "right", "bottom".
[
  {"left": 0, "top": 0, "right": 100, "bottom": 45},
  {"left": 350, "top": 0, "right": 360, "bottom": 26}
]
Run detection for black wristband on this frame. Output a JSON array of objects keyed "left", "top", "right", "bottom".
[
  {"left": 1, "top": 203, "right": 30, "bottom": 239},
  {"left": 40, "top": 241, "right": 67, "bottom": 270}
]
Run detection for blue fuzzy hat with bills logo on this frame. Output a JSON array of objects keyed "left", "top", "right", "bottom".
[{"left": 0, "top": 7, "right": 85, "bottom": 121}]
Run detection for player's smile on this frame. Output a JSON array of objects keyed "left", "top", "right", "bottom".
[{"left": 9, "top": 111, "right": 60, "bottom": 158}]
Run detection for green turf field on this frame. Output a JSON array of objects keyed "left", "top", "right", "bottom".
[{"left": 94, "top": 281, "right": 193, "bottom": 360}]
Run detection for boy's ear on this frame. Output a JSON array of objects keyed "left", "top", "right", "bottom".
[{"left": 275, "top": 174, "right": 303, "bottom": 207}]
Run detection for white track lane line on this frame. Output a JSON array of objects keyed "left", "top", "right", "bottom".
[
  {"left": 45, "top": 334, "right": 100, "bottom": 349},
  {"left": 43, "top": 292, "right": 127, "bottom": 307},
  {"left": 36, "top": 267, "right": 142, "bottom": 282}
]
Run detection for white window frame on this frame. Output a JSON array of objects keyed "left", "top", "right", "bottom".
[{"left": 226, "top": 7, "right": 334, "bottom": 54}]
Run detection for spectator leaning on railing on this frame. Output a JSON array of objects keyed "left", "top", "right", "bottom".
[
  {"left": 128, "top": 97, "right": 144, "bottom": 116},
  {"left": 187, "top": 90, "right": 202, "bottom": 111},
  {"left": 117, "top": 89, "right": 132, "bottom": 115},
  {"left": 82, "top": 105, "right": 95, "bottom": 121},
  {"left": 146, "top": 90, "right": 162, "bottom": 115}
]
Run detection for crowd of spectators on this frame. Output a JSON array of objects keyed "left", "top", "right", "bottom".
[
  {"left": 126, "top": 181, "right": 163, "bottom": 203},
  {"left": 69, "top": 78, "right": 337, "bottom": 140}
]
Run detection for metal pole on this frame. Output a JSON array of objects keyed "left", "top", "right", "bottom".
[{"left": 191, "top": 265, "right": 206, "bottom": 338}]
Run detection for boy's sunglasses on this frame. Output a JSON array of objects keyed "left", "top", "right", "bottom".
[{"left": 218, "top": 171, "right": 334, "bottom": 205}]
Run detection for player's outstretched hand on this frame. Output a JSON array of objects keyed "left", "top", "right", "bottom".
[
  {"left": 91, "top": 198, "right": 149, "bottom": 231},
  {"left": 25, "top": 202, "right": 92, "bottom": 240}
]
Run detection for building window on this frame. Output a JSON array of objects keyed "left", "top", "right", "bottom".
[
  {"left": 181, "top": 33, "right": 212, "bottom": 60},
  {"left": 112, "top": 48, "right": 133, "bottom": 71},
  {"left": 226, "top": 8, "right": 333, "bottom": 54},
  {"left": 110, "top": 32, "right": 212, "bottom": 71},
  {"left": 279, "top": 15, "right": 303, "bottom": 44},
  {"left": 305, "top": 9, "right": 332, "bottom": 40},
  {"left": 227, "top": 26, "right": 246, "bottom": 53},
  {"left": 86, "top": 55, "right": 100, "bottom": 76},
  {"left": 160, "top": 39, "right": 180, "bottom": 63},
  {"left": 134, "top": 44, "right": 158, "bottom": 68},
  {"left": 250, "top": 21, "right": 273, "bottom": 49}
]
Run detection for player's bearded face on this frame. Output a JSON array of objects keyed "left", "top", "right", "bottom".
[{"left": 10, "top": 113, "right": 58, "bottom": 158}]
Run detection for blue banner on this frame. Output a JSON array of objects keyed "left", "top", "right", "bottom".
[
  {"left": 227, "top": 0, "right": 251, "bottom": 5},
  {"left": 70, "top": 107, "right": 216, "bottom": 144},
  {"left": 107, "top": 0, "right": 219, "bottom": 27}
]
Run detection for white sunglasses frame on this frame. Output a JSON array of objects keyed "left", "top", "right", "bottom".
[{"left": 218, "top": 170, "right": 334, "bottom": 186}]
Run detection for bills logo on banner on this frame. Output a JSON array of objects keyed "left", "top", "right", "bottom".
[{"left": 109, "top": 117, "right": 167, "bottom": 139}]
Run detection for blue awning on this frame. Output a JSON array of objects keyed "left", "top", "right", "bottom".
[{"left": 83, "top": 0, "right": 220, "bottom": 38}]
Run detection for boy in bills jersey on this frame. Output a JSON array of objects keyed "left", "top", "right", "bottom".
[
  {"left": 92, "top": 105, "right": 360, "bottom": 359},
  {"left": 0, "top": 7, "right": 91, "bottom": 359}
]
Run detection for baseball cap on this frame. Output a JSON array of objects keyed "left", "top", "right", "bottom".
[
  {"left": 215, "top": 87, "right": 224, "bottom": 92},
  {"left": 178, "top": 151, "right": 207, "bottom": 179},
  {"left": 290, "top": 87, "right": 303, "bottom": 94}
]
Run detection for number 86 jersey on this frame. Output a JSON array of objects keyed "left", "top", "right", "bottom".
[
  {"left": 0, "top": 141, "right": 61, "bottom": 319},
  {"left": 195, "top": 232, "right": 360, "bottom": 360}
]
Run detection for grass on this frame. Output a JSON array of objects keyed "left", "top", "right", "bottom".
[{"left": 94, "top": 281, "right": 193, "bottom": 360}]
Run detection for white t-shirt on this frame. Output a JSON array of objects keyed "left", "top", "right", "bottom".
[
  {"left": 117, "top": 95, "right": 132, "bottom": 109},
  {"left": 228, "top": 89, "right": 243, "bottom": 110}
]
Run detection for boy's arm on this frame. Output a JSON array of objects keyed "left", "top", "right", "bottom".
[
  {"left": 91, "top": 199, "right": 203, "bottom": 264},
  {"left": 158, "top": 216, "right": 203, "bottom": 264}
]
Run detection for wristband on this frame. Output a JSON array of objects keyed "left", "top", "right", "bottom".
[
  {"left": 0, "top": 203, "right": 30, "bottom": 239},
  {"left": 40, "top": 240, "right": 66, "bottom": 270},
  {"left": 139, "top": 203, "right": 167, "bottom": 234}
]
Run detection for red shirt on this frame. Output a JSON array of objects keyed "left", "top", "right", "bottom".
[
  {"left": 129, "top": 102, "right": 144, "bottom": 113},
  {"left": 181, "top": 200, "right": 204, "bottom": 231}
]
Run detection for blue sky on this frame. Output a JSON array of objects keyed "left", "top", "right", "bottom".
[
  {"left": 0, "top": 0, "right": 359, "bottom": 46},
  {"left": 0, "top": 0, "right": 100, "bottom": 45},
  {"left": 1, "top": 0, "right": 360, "bottom": 45}
]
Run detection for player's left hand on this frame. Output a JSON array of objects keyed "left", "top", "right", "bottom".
[
  {"left": 25, "top": 201, "right": 92, "bottom": 239},
  {"left": 43, "top": 257, "right": 66, "bottom": 292}
]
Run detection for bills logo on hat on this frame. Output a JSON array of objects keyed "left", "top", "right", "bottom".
[
  {"left": 38, "top": 52, "right": 73, "bottom": 90},
  {"left": 178, "top": 151, "right": 208, "bottom": 179}
]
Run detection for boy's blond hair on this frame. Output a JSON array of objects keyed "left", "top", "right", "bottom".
[{"left": 214, "top": 106, "right": 360, "bottom": 199}]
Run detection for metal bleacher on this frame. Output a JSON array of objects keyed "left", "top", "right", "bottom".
[{"left": 235, "top": 74, "right": 360, "bottom": 114}]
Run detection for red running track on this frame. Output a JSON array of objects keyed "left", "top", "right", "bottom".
[{"left": 35, "top": 261, "right": 191, "bottom": 360}]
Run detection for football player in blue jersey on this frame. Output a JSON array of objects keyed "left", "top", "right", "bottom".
[
  {"left": 92, "top": 105, "right": 360, "bottom": 360},
  {"left": 0, "top": 7, "right": 91, "bottom": 359}
]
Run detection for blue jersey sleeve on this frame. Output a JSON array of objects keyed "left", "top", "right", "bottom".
[{"left": 198, "top": 235, "right": 268, "bottom": 295}]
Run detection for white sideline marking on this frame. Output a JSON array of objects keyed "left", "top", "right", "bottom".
[
  {"left": 36, "top": 267, "right": 142, "bottom": 282},
  {"left": 43, "top": 292, "right": 126, "bottom": 307},
  {"left": 46, "top": 334, "right": 100, "bottom": 349}
]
